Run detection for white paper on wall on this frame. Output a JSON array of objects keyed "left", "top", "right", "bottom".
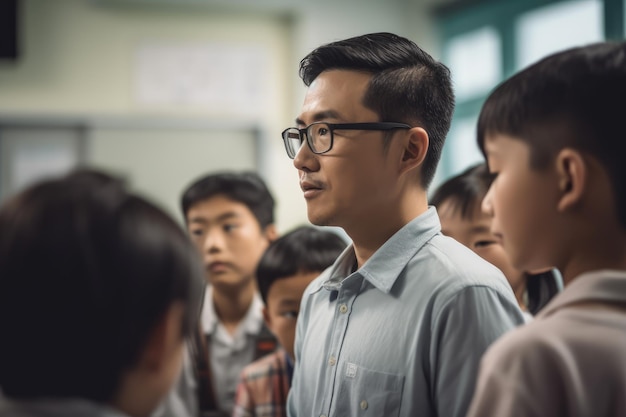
[{"left": 135, "top": 42, "right": 268, "bottom": 115}]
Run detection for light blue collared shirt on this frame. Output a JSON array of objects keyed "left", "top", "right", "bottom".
[{"left": 287, "top": 207, "right": 524, "bottom": 417}]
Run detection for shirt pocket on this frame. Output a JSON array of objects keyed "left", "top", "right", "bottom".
[{"left": 334, "top": 362, "right": 405, "bottom": 417}]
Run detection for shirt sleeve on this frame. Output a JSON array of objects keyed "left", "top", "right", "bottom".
[{"left": 430, "top": 285, "right": 525, "bottom": 417}]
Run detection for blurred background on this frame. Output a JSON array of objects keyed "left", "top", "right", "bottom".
[{"left": 0, "top": 0, "right": 623, "bottom": 232}]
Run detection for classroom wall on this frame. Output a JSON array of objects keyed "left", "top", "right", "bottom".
[{"left": 0, "top": 0, "right": 440, "bottom": 231}]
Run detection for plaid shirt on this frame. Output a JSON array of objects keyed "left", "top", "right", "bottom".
[{"left": 232, "top": 349, "right": 292, "bottom": 417}]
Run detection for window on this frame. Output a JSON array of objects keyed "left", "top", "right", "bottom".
[
  {"left": 434, "top": 0, "right": 623, "bottom": 187},
  {"left": 446, "top": 26, "right": 501, "bottom": 101},
  {"left": 516, "top": 0, "right": 603, "bottom": 69}
]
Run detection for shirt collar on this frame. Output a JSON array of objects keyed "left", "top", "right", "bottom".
[
  {"left": 200, "top": 285, "right": 264, "bottom": 335},
  {"left": 313, "top": 207, "right": 441, "bottom": 294},
  {"left": 537, "top": 269, "right": 626, "bottom": 318}
]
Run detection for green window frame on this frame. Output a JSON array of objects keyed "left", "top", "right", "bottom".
[{"left": 434, "top": 0, "right": 625, "bottom": 182}]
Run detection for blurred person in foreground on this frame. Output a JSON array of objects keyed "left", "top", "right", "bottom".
[{"left": 0, "top": 169, "right": 205, "bottom": 417}]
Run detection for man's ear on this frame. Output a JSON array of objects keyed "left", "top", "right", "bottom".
[
  {"left": 400, "top": 127, "right": 429, "bottom": 175},
  {"left": 138, "top": 302, "right": 185, "bottom": 374},
  {"left": 555, "top": 148, "right": 586, "bottom": 212}
]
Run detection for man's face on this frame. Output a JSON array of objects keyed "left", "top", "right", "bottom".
[
  {"left": 293, "top": 69, "right": 406, "bottom": 231},
  {"left": 186, "top": 195, "right": 273, "bottom": 290},
  {"left": 438, "top": 199, "right": 524, "bottom": 292},
  {"left": 482, "top": 134, "right": 559, "bottom": 273},
  {"left": 263, "top": 271, "right": 320, "bottom": 361}
]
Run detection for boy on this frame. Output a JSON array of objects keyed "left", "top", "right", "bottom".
[
  {"left": 232, "top": 226, "right": 347, "bottom": 417},
  {"left": 282, "top": 32, "right": 524, "bottom": 417},
  {"left": 155, "top": 171, "right": 278, "bottom": 417},
  {"left": 431, "top": 163, "right": 559, "bottom": 316},
  {"left": 467, "top": 41, "right": 626, "bottom": 416},
  {"left": 0, "top": 169, "right": 205, "bottom": 417}
]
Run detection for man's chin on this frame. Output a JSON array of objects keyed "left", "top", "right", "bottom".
[{"left": 307, "top": 214, "right": 333, "bottom": 227}]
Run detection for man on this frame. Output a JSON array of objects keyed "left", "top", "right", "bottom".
[{"left": 281, "top": 32, "right": 524, "bottom": 417}]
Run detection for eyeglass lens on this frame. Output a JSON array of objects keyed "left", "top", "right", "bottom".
[
  {"left": 282, "top": 123, "right": 335, "bottom": 159},
  {"left": 283, "top": 128, "right": 303, "bottom": 158}
]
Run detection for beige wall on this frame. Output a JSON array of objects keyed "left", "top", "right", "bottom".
[{"left": 0, "top": 0, "right": 440, "bottom": 232}]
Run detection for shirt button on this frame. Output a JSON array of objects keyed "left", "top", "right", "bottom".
[
  {"left": 328, "top": 356, "right": 337, "bottom": 366},
  {"left": 339, "top": 304, "right": 348, "bottom": 314},
  {"left": 360, "top": 400, "right": 368, "bottom": 410}
]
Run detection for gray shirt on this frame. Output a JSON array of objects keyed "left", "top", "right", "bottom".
[{"left": 287, "top": 207, "right": 524, "bottom": 417}]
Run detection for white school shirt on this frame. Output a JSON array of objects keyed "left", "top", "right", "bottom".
[{"left": 201, "top": 285, "right": 265, "bottom": 414}]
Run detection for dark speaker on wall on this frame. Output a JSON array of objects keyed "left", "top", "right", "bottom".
[{"left": 0, "top": 0, "right": 19, "bottom": 60}]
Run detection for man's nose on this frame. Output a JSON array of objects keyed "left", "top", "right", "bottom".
[{"left": 293, "top": 138, "right": 319, "bottom": 173}]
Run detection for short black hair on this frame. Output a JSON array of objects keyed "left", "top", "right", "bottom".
[
  {"left": 299, "top": 32, "right": 455, "bottom": 189},
  {"left": 181, "top": 171, "right": 275, "bottom": 229},
  {"left": 0, "top": 169, "right": 205, "bottom": 403},
  {"left": 477, "top": 41, "right": 626, "bottom": 229},
  {"left": 256, "top": 226, "right": 347, "bottom": 304},
  {"left": 430, "top": 163, "right": 491, "bottom": 220}
]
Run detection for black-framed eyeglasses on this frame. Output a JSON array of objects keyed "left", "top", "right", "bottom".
[{"left": 281, "top": 122, "right": 412, "bottom": 159}]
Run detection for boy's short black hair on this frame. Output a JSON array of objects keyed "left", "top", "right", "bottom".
[
  {"left": 299, "top": 32, "right": 455, "bottom": 189},
  {"left": 0, "top": 169, "right": 205, "bottom": 403},
  {"left": 256, "top": 226, "right": 347, "bottom": 304},
  {"left": 477, "top": 41, "right": 626, "bottom": 228},
  {"left": 430, "top": 163, "right": 491, "bottom": 220},
  {"left": 181, "top": 171, "right": 275, "bottom": 229}
]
